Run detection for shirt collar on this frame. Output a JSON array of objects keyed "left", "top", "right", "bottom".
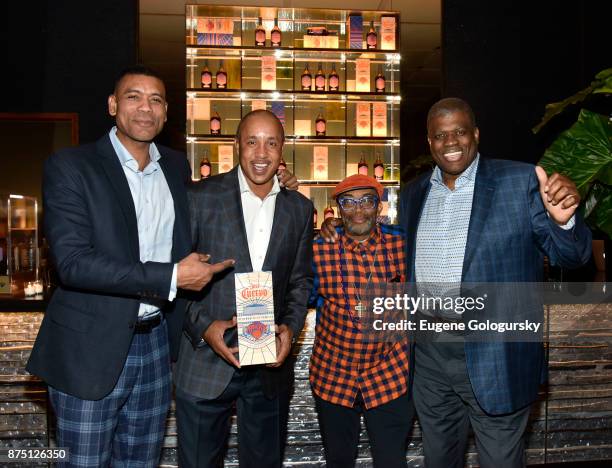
[
  {"left": 109, "top": 126, "right": 161, "bottom": 174},
  {"left": 342, "top": 225, "right": 382, "bottom": 253},
  {"left": 430, "top": 153, "right": 480, "bottom": 189},
  {"left": 237, "top": 165, "right": 281, "bottom": 198}
]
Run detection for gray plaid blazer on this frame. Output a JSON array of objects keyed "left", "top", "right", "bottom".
[{"left": 174, "top": 166, "right": 314, "bottom": 400}]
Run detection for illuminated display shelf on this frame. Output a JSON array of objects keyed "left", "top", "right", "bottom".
[{"left": 186, "top": 4, "right": 401, "bottom": 225}]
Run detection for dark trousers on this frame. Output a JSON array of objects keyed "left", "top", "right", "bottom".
[
  {"left": 48, "top": 319, "right": 171, "bottom": 468},
  {"left": 175, "top": 368, "right": 290, "bottom": 468},
  {"left": 314, "top": 392, "right": 414, "bottom": 468},
  {"left": 413, "top": 340, "right": 531, "bottom": 468}
]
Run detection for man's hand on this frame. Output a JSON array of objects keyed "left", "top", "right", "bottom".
[
  {"left": 267, "top": 324, "right": 294, "bottom": 368},
  {"left": 535, "top": 166, "right": 580, "bottom": 225},
  {"left": 203, "top": 316, "right": 240, "bottom": 368},
  {"left": 277, "top": 168, "right": 299, "bottom": 190},
  {"left": 177, "top": 253, "right": 235, "bottom": 291},
  {"left": 319, "top": 217, "right": 343, "bottom": 243}
]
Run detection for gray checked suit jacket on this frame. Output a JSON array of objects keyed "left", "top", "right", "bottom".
[{"left": 174, "top": 166, "right": 314, "bottom": 400}]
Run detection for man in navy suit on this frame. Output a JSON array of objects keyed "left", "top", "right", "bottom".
[
  {"left": 321, "top": 98, "right": 591, "bottom": 467},
  {"left": 400, "top": 98, "right": 591, "bottom": 467},
  {"left": 26, "top": 65, "right": 235, "bottom": 467}
]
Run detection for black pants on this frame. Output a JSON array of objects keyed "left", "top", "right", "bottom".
[
  {"left": 413, "top": 340, "right": 531, "bottom": 468},
  {"left": 176, "top": 368, "right": 290, "bottom": 468},
  {"left": 314, "top": 392, "right": 414, "bottom": 468}
]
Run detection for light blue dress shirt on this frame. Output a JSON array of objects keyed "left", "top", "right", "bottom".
[
  {"left": 109, "top": 127, "right": 178, "bottom": 319},
  {"left": 416, "top": 155, "right": 480, "bottom": 286},
  {"left": 416, "top": 154, "right": 574, "bottom": 294}
]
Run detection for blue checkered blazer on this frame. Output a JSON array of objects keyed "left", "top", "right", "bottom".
[{"left": 400, "top": 157, "right": 592, "bottom": 415}]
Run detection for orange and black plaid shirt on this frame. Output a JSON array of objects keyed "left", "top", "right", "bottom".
[{"left": 309, "top": 225, "right": 410, "bottom": 409}]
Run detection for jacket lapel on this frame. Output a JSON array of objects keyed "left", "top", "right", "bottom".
[
  {"left": 221, "top": 167, "right": 253, "bottom": 271},
  {"left": 407, "top": 175, "right": 432, "bottom": 282},
  {"left": 158, "top": 152, "right": 190, "bottom": 261},
  {"left": 262, "top": 189, "right": 289, "bottom": 271},
  {"left": 462, "top": 158, "right": 496, "bottom": 279},
  {"left": 96, "top": 135, "right": 140, "bottom": 259}
]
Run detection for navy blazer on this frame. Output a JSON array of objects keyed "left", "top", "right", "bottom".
[
  {"left": 400, "top": 157, "right": 592, "bottom": 414},
  {"left": 27, "top": 134, "right": 191, "bottom": 400}
]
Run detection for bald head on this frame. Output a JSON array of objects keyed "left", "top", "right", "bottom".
[
  {"left": 427, "top": 97, "right": 476, "bottom": 132},
  {"left": 236, "top": 110, "right": 285, "bottom": 143}
]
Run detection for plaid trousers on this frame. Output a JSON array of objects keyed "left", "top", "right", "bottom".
[{"left": 48, "top": 319, "right": 172, "bottom": 467}]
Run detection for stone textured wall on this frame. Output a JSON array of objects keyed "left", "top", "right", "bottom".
[{"left": 1, "top": 306, "right": 611, "bottom": 467}]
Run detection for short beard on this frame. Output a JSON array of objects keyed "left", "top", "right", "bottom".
[{"left": 345, "top": 217, "right": 377, "bottom": 238}]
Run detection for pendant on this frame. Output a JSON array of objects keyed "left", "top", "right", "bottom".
[{"left": 355, "top": 301, "right": 366, "bottom": 316}]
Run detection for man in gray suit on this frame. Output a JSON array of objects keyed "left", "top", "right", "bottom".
[{"left": 174, "top": 110, "right": 314, "bottom": 468}]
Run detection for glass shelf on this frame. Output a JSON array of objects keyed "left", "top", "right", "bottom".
[
  {"left": 187, "top": 88, "right": 400, "bottom": 101},
  {"left": 187, "top": 135, "right": 400, "bottom": 144},
  {"left": 187, "top": 45, "right": 400, "bottom": 55},
  {"left": 0, "top": 194, "right": 39, "bottom": 295},
  {"left": 186, "top": 4, "right": 400, "bottom": 224}
]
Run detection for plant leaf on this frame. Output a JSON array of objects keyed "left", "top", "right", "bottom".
[
  {"left": 532, "top": 68, "right": 612, "bottom": 133},
  {"left": 593, "top": 68, "right": 612, "bottom": 94},
  {"left": 532, "top": 86, "right": 594, "bottom": 134},
  {"left": 539, "top": 109, "right": 612, "bottom": 197}
]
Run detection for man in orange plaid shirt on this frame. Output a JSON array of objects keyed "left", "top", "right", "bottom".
[{"left": 309, "top": 174, "right": 413, "bottom": 468}]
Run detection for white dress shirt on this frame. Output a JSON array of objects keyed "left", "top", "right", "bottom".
[
  {"left": 109, "top": 127, "right": 178, "bottom": 319},
  {"left": 237, "top": 166, "right": 280, "bottom": 272}
]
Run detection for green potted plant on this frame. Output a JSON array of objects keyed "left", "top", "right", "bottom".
[
  {"left": 534, "top": 69, "right": 612, "bottom": 273},
  {"left": 534, "top": 68, "right": 612, "bottom": 238}
]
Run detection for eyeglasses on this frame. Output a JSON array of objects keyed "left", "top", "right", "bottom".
[
  {"left": 337, "top": 195, "right": 379, "bottom": 211},
  {"left": 430, "top": 128, "right": 470, "bottom": 141}
]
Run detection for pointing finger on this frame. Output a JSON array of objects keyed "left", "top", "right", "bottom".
[{"left": 210, "top": 259, "right": 236, "bottom": 273}]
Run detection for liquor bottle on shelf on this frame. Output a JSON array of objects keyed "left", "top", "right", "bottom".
[
  {"left": 315, "top": 63, "right": 326, "bottom": 91},
  {"left": 358, "top": 153, "right": 369, "bottom": 175},
  {"left": 328, "top": 64, "right": 339, "bottom": 92},
  {"left": 301, "top": 63, "right": 312, "bottom": 90},
  {"left": 201, "top": 62, "right": 212, "bottom": 89},
  {"left": 374, "top": 153, "right": 384, "bottom": 181},
  {"left": 324, "top": 203, "right": 335, "bottom": 220},
  {"left": 255, "top": 16, "right": 266, "bottom": 47},
  {"left": 271, "top": 17, "right": 281, "bottom": 47},
  {"left": 200, "top": 151, "right": 212, "bottom": 178},
  {"left": 366, "top": 20, "right": 377, "bottom": 49},
  {"left": 216, "top": 61, "right": 227, "bottom": 89},
  {"left": 311, "top": 199, "right": 318, "bottom": 228},
  {"left": 210, "top": 107, "right": 221, "bottom": 135},
  {"left": 315, "top": 109, "right": 326, "bottom": 136},
  {"left": 0, "top": 241, "right": 6, "bottom": 275},
  {"left": 278, "top": 156, "right": 287, "bottom": 171},
  {"left": 375, "top": 66, "right": 385, "bottom": 92}
]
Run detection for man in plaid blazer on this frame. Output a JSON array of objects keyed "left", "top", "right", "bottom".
[
  {"left": 174, "top": 110, "right": 313, "bottom": 468},
  {"left": 400, "top": 98, "right": 591, "bottom": 467}
]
